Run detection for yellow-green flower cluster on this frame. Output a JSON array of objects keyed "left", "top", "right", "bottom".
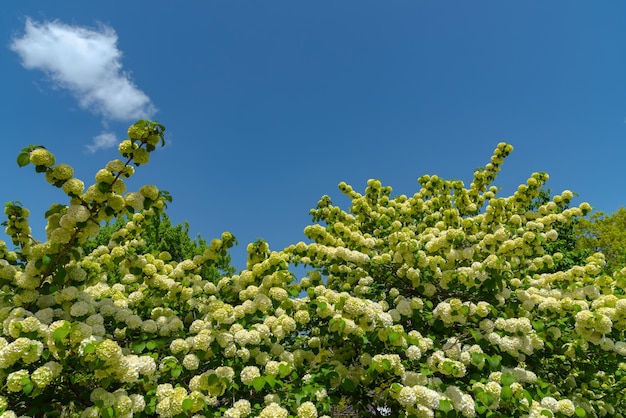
[{"left": 29, "top": 148, "right": 55, "bottom": 167}]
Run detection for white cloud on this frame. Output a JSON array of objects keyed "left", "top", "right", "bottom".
[
  {"left": 10, "top": 18, "right": 156, "bottom": 121},
  {"left": 86, "top": 131, "right": 118, "bottom": 153}
]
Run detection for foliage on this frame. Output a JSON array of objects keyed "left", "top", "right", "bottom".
[
  {"left": 574, "top": 207, "right": 626, "bottom": 274},
  {"left": 0, "top": 120, "right": 625, "bottom": 418},
  {"left": 81, "top": 213, "right": 236, "bottom": 283}
]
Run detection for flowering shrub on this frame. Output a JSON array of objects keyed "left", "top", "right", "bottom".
[{"left": 1, "top": 120, "right": 625, "bottom": 417}]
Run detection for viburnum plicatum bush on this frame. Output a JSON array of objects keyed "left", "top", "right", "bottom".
[{"left": 1, "top": 121, "right": 625, "bottom": 418}]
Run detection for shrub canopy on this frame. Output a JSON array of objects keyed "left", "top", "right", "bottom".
[{"left": 0, "top": 120, "right": 624, "bottom": 417}]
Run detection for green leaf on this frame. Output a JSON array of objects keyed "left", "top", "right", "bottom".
[
  {"left": 132, "top": 341, "right": 146, "bottom": 354},
  {"left": 17, "top": 152, "right": 30, "bottom": 167},
  {"left": 500, "top": 386, "right": 513, "bottom": 401},
  {"left": 252, "top": 376, "right": 265, "bottom": 391},
  {"left": 439, "top": 398, "right": 452, "bottom": 413},
  {"left": 53, "top": 322, "right": 71, "bottom": 342},
  {"left": 470, "top": 329, "right": 483, "bottom": 342},
  {"left": 487, "top": 354, "right": 501, "bottom": 369},
  {"left": 501, "top": 373, "right": 516, "bottom": 386},
  {"left": 171, "top": 366, "right": 183, "bottom": 378},
  {"left": 45, "top": 204, "right": 65, "bottom": 218},
  {"left": 42, "top": 255, "right": 53, "bottom": 266},
  {"left": 265, "top": 375, "right": 277, "bottom": 388},
  {"left": 207, "top": 373, "right": 219, "bottom": 386},
  {"left": 279, "top": 363, "right": 291, "bottom": 377},
  {"left": 478, "top": 391, "right": 495, "bottom": 406},
  {"left": 182, "top": 398, "right": 194, "bottom": 412},
  {"left": 83, "top": 343, "right": 96, "bottom": 354},
  {"left": 471, "top": 352, "right": 485, "bottom": 366},
  {"left": 390, "top": 382, "right": 402, "bottom": 392},
  {"left": 22, "top": 378, "right": 34, "bottom": 395},
  {"left": 575, "top": 407, "right": 587, "bottom": 417},
  {"left": 102, "top": 407, "right": 114, "bottom": 418}
]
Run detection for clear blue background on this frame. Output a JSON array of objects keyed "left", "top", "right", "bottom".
[{"left": 1, "top": 1, "right": 625, "bottom": 269}]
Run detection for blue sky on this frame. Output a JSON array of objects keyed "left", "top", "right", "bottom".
[{"left": 1, "top": 1, "right": 625, "bottom": 270}]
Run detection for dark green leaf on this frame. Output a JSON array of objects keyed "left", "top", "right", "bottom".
[
  {"left": 325, "top": 371, "right": 339, "bottom": 380},
  {"left": 433, "top": 319, "right": 444, "bottom": 332},
  {"left": 97, "top": 182, "right": 110, "bottom": 194},
  {"left": 341, "top": 378, "right": 356, "bottom": 393},
  {"left": 54, "top": 267, "right": 67, "bottom": 282}
]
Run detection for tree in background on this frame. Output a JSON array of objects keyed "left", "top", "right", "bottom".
[
  {"left": 575, "top": 207, "right": 626, "bottom": 274},
  {"left": 82, "top": 212, "right": 236, "bottom": 283}
]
